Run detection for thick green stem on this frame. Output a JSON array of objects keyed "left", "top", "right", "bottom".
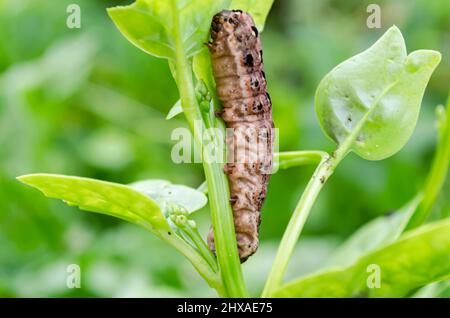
[
  {"left": 171, "top": 0, "right": 247, "bottom": 297},
  {"left": 202, "top": 162, "right": 249, "bottom": 297}
]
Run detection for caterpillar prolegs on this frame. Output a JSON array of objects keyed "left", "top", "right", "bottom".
[{"left": 207, "top": 10, "right": 274, "bottom": 262}]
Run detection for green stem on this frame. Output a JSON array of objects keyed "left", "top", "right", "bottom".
[
  {"left": 158, "top": 230, "right": 225, "bottom": 297},
  {"left": 263, "top": 121, "right": 357, "bottom": 297},
  {"left": 406, "top": 101, "right": 450, "bottom": 230},
  {"left": 261, "top": 153, "right": 334, "bottom": 297},
  {"left": 170, "top": 0, "right": 247, "bottom": 297},
  {"left": 182, "top": 224, "right": 218, "bottom": 272},
  {"left": 274, "top": 151, "right": 328, "bottom": 171},
  {"left": 197, "top": 150, "right": 326, "bottom": 194},
  {"left": 202, "top": 162, "right": 248, "bottom": 297}
]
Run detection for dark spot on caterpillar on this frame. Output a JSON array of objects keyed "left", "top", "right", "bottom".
[
  {"left": 251, "top": 26, "right": 259, "bottom": 37},
  {"left": 228, "top": 17, "right": 238, "bottom": 26},
  {"left": 211, "top": 21, "right": 220, "bottom": 32},
  {"left": 208, "top": 10, "right": 274, "bottom": 263},
  {"left": 347, "top": 115, "right": 352, "bottom": 122},
  {"left": 257, "top": 191, "right": 265, "bottom": 202},
  {"left": 244, "top": 53, "right": 254, "bottom": 67},
  {"left": 320, "top": 176, "right": 325, "bottom": 184},
  {"left": 232, "top": 9, "right": 243, "bottom": 13},
  {"left": 260, "top": 50, "right": 263, "bottom": 63}
]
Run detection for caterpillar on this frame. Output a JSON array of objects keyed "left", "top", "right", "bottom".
[{"left": 207, "top": 10, "right": 274, "bottom": 262}]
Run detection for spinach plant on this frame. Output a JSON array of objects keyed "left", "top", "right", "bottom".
[{"left": 18, "top": 0, "right": 450, "bottom": 298}]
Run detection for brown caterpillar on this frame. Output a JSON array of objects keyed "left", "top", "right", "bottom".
[{"left": 207, "top": 10, "right": 274, "bottom": 262}]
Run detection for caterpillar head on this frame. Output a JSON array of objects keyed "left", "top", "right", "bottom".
[{"left": 211, "top": 10, "right": 257, "bottom": 41}]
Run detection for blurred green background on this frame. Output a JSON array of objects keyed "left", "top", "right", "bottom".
[{"left": 0, "top": 0, "right": 449, "bottom": 297}]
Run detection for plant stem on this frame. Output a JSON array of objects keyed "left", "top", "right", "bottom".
[
  {"left": 274, "top": 151, "right": 328, "bottom": 171},
  {"left": 406, "top": 101, "right": 450, "bottom": 230},
  {"left": 197, "top": 150, "right": 327, "bottom": 194},
  {"left": 182, "top": 224, "right": 218, "bottom": 272},
  {"left": 261, "top": 153, "right": 333, "bottom": 297},
  {"left": 159, "top": 230, "right": 225, "bottom": 297},
  {"left": 171, "top": 0, "right": 247, "bottom": 297},
  {"left": 262, "top": 139, "right": 351, "bottom": 297}
]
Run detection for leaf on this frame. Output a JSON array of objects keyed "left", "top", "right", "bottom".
[
  {"left": 166, "top": 99, "right": 183, "bottom": 119},
  {"left": 107, "top": 0, "right": 231, "bottom": 60},
  {"left": 271, "top": 219, "right": 450, "bottom": 297},
  {"left": 315, "top": 26, "right": 441, "bottom": 160},
  {"left": 326, "top": 195, "right": 421, "bottom": 268},
  {"left": 412, "top": 279, "right": 450, "bottom": 298},
  {"left": 230, "top": 0, "right": 274, "bottom": 31},
  {"left": 130, "top": 179, "right": 208, "bottom": 213},
  {"left": 17, "top": 174, "right": 171, "bottom": 233}
]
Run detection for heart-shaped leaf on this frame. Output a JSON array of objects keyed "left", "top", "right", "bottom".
[{"left": 315, "top": 26, "right": 441, "bottom": 160}]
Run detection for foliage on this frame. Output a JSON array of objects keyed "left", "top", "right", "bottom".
[
  {"left": 2, "top": 0, "right": 450, "bottom": 298},
  {"left": 272, "top": 220, "right": 450, "bottom": 297}
]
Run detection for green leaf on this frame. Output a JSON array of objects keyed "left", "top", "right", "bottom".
[
  {"left": 326, "top": 195, "right": 421, "bottom": 268},
  {"left": 272, "top": 219, "right": 450, "bottom": 297},
  {"left": 107, "top": 0, "right": 231, "bottom": 60},
  {"left": 315, "top": 26, "right": 441, "bottom": 160},
  {"left": 413, "top": 279, "right": 450, "bottom": 298},
  {"left": 230, "top": 0, "right": 274, "bottom": 31},
  {"left": 166, "top": 99, "right": 183, "bottom": 119},
  {"left": 17, "top": 174, "right": 171, "bottom": 233},
  {"left": 130, "top": 179, "right": 208, "bottom": 213}
]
